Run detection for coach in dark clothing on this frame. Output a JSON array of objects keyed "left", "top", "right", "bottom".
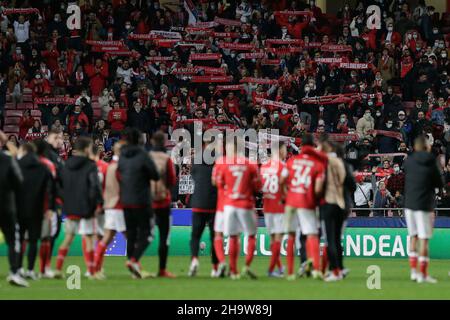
[
  {"left": 61, "top": 148, "right": 103, "bottom": 219},
  {"left": 188, "top": 141, "right": 218, "bottom": 276},
  {"left": 404, "top": 142, "right": 443, "bottom": 211},
  {"left": 17, "top": 143, "right": 54, "bottom": 278},
  {"left": 404, "top": 135, "right": 443, "bottom": 282},
  {"left": 118, "top": 128, "right": 159, "bottom": 277},
  {"left": 0, "top": 132, "right": 28, "bottom": 287}
]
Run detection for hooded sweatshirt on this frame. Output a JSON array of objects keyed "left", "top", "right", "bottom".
[
  {"left": 404, "top": 151, "right": 443, "bottom": 211},
  {"left": 61, "top": 155, "right": 103, "bottom": 218}
]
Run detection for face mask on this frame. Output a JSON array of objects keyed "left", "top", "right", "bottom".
[
  {"left": 319, "top": 106, "right": 324, "bottom": 112},
  {"left": 281, "top": 108, "right": 288, "bottom": 115},
  {"left": 364, "top": 113, "right": 371, "bottom": 120},
  {"left": 386, "top": 123, "right": 392, "bottom": 128},
  {"left": 433, "top": 29, "right": 439, "bottom": 35},
  {"left": 439, "top": 44, "right": 445, "bottom": 49},
  {"left": 282, "top": 29, "right": 287, "bottom": 34},
  {"left": 394, "top": 166, "right": 400, "bottom": 173},
  {"left": 125, "top": 25, "right": 131, "bottom": 30},
  {"left": 407, "top": 34, "right": 412, "bottom": 40},
  {"left": 230, "top": 54, "right": 236, "bottom": 58},
  {"left": 376, "top": 112, "right": 381, "bottom": 117},
  {"left": 368, "top": 101, "right": 373, "bottom": 106},
  {"left": 54, "top": 17, "right": 60, "bottom": 22},
  {"left": 387, "top": 27, "right": 393, "bottom": 32},
  {"left": 273, "top": 113, "right": 279, "bottom": 119},
  {"left": 340, "top": 117, "right": 346, "bottom": 123},
  {"left": 305, "top": 87, "right": 310, "bottom": 93}
]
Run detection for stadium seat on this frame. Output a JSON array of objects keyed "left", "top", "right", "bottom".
[
  {"left": 5, "top": 102, "right": 15, "bottom": 110},
  {"left": 4, "top": 117, "right": 20, "bottom": 125},
  {"left": 30, "top": 110, "right": 42, "bottom": 117},
  {"left": 3, "top": 125, "right": 19, "bottom": 133},
  {"left": 5, "top": 110, "right": 23, "bottom": 117},
  {"left": 16, "top": 103, "right": 29, "bottom": 110}
]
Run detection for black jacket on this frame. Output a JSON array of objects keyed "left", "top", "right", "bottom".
[
  {"left": 118, "top": 145, "right": 159, "bottom": 207},
  {"left": 0, "top": 151, "right": 23, "bottom": 217},
  {"left": 45, "top": 143, "right": 64, "bottom": 201},
  {"left": 404, "top": 151, "right": 444, "bottom": 211},
  {"left": 61, "top": 156, "right": 103, "bottom": 218},
  {"left": 190, "top": 163, "right": 217, "bottom": 211},
  {"left": 17, "top": 154, "right": 54, "bottom": 220}
]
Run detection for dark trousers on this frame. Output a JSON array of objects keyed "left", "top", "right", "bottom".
[
  {"left": 0, "top": 213, "right": 20, "bottom": 274},
  {"left": 124, "top": 207, "right": 152, "bottom": 262},
  {"left": 321, "top": 204, "right": 346, "bottom": 271},
  {"left": 154, "top": 207, "right": 171, "bottom": 270},
  {"left": 18, "top": 216, "right": 42, "bottom": 271},
  {"left": 190, "top": 211, "right": 218, "bottom": 265}
]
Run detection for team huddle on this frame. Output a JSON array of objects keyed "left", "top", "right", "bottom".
[
  {"left": 0, "top": 128, "right": 443, "bottom": 287},
  {"left": 190, "top": 133, "right": 352, "bottom": 281}
]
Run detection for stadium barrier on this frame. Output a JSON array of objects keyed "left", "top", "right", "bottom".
[{"left": 0, "top": 209, "right": 449, "bottom": 259}]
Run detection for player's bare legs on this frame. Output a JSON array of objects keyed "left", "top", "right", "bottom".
[{"left": 408, "top": 235, "right": 418, "bottom": 281}]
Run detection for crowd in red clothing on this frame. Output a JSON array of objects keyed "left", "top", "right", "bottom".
[{"left": 0, "top": 0, "right": 449, "bottom": 213}]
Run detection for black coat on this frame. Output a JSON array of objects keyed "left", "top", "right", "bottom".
[
  {"left": 0, "top": 151, "right": 23, "bottom": 218},
  {"left": 190, "top": 163, "right": 217, "bottom": 211},
  {"left": 61, "top": 156, "right": 103, "bottom": 218},
  {"left": 404, "top": 151, "right": 444, "bottom": 211},
  {"left": 118, "top": 145, "right": 159, "bottom": 207},
  {"left": 17, "top": 154, "right": 54, "bottom": 221}
]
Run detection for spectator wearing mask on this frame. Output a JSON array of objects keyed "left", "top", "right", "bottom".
[
  {"left": 356, "top": 109, "right": 375, "bottom": 139},
  {"left": 386, "top": 163, "right": 406, "bottom": 196}
]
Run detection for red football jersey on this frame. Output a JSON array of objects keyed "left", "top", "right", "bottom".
[
  {"left": 283, "top": 146, "right": 326, "bottom": 209},
  {"left": 212, "top": 156, "right": 225, "bottom": 212},
  {"left": 260, "top": 159, "right": 286, "bottom": 214},
  {"left": 216, "top": 156, "right": 260, "bottom": 209}
]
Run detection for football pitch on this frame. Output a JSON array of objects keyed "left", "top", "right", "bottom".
[{"left": 1, "top": 256, "right": 450, "bottom": 300}]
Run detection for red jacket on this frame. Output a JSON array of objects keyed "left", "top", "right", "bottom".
[
  {"left": 29, "top": 78, "right": 51, "bottom": 98},
  {"left": 108, "top": 109, "right": 127, "bottom": 131},
  {"left": 19, "top": 116, "right": 34, "bottom": 139},
  {"left": 69, "top": 112, "right": 89, "bottom": 133},
  {"left": 85, "top": 62, "right": 109, "bottom": 96}
]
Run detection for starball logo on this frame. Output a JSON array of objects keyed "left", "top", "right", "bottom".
[{"left": 170, "top": 122, "right": 282, "bottom": 165}]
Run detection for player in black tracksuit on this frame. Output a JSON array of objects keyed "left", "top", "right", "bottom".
[
  {"left": 16, "top": 143, "right": 55, "bottom": 280},
  {"left": 0, "top": 134, "right": 28, "bottom": 287},
  {"left": 188, "top": 153, "right": 218, "bottom": 277},
  {"left": 118, "top": 128, "right": 159, "bottom": 278}
]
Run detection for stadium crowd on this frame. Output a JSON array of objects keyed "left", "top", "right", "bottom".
[{"left": 0, "top": 0, "right": 449, "bottom": 216}]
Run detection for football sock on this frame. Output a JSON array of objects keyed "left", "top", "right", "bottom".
[
  {"left": 307, "top": 235, "right": 320, "bottom": 271},
  {"left": 419, "top": 256, "right": 429, "bottom": 277},
  {"left": 94, "top": 241, "right": 107, "bottom": 273},
  {"left": 409, "top": 251, "right": 418, "bottom": 270},
  {"left": 286, "top": 235, "right": 295, "bottom": 275},
  {"left": 56, "top": 247, "right": 69, "bottom": 271},
  {"left": 229, "top": 236, "right": 239, "bottom": 275},
  {"left": 269, "top": 240, "right": 281, "bottom": 273},
  {"left": 245, "top": 235, "right": 256, "bottom": 267},
  {"left": 213, "top": 235, "right": 225, "bottom": 263}
]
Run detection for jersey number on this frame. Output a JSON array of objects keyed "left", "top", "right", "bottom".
[
  {"left": 291, "top": 164, "right": 312, "bottom": 187},
  {"left": 262, "top": 173, "right": 279, "bottom": 194}
]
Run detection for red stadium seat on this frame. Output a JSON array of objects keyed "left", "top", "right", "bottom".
[
  {"left": 5, "top": 102, "right": 15, "bottom": 110},
  {"left": 5, "top": 110, "right": 23, "bottom": 117},
  {"left": 5, "top": 117, "right": 20, "bottom": 125},
  {"left": 3, "top": 125, "right": 19, "bottom": 133},
  {"left": 16, "top": 103, "right": 29, "bottom": 110},
  {"left": 23, "top": 94, "right": 32, "bottom": 102},
  {"left": 30, "top": 110, "right": 42, "bottom": 117}
]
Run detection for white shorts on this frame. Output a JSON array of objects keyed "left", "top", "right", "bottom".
[
  {"left": 264, "top": 213, "right": 285, "bottom": 234},
  {"left": 405, "top": 209, "right": 434, "bottom": 239},
  {"left": 284, "top": 206, "right": 319, "bottom": 235},
  {"left": 104, "top": 209, "right": 126, "bottom": 233},
  {"left": 223, "top": 205, "right": 256, "bottom": 236},
  {"left": 64, "top": 217, "right": 96, "bottom": 235},
  {"left": 41, "top": 211, "right": 57, "bottom": 238},
  {"left": 214, "top": 210, "right": 224, "bottom": 233}
]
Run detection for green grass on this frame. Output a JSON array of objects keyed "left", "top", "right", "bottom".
[{"left": 1, "top": 256, "right": 450, "bottom": 299}]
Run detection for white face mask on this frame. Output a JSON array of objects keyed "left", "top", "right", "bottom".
[
  {"left": 281, "top": 108, "right": 288, "bottom": 115},
  {"left": 386, "top": 123, "right": 393, "bottom": 128},
  {"left": 387, "top": 27, "right": 393, "bottom": 32},
  {"left": 319, "top": 106, "right": 324, "bottom": 112}
]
